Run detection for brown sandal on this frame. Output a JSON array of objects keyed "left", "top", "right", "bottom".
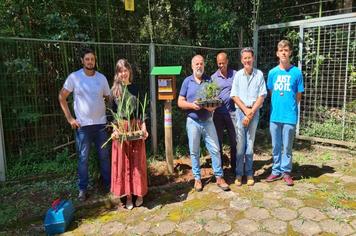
[
  {"left": 194, "top": 179, "right": 203, "bottom": 192},
  {"left": 216, "top": 177, "right": 230, "bottom": 191}
]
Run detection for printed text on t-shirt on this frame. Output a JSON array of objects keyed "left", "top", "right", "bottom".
[{"left": 274, "top": 75, "right": 291, "bottom": 91}]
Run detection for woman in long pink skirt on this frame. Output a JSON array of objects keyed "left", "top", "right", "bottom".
[{"left": 110, "top": 59, "right": 148, "bottom": 210}]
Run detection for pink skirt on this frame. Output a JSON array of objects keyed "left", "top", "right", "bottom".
[{"left": 110, "top": 135, "right": 148, "bottom": 197}]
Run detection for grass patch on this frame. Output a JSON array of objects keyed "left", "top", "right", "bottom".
[
  {"left": 320, "top": 152, "right": 333, "bottom": 162},
  {"left": 293, "top": 152, "right": 308, "bottom": 164},
  {"left": 302, "top": 190, "right": 329, "bottom": 208},
  {"left": 167, "top": 193, "right": 218, "bottom": 222},
  {"left": 7, "top": 148, "right": 77, "bottom": 180},
  {"left": 327, "top": 187, "right": 356, "bottom": 209},
  {"left": 0, "top": 176, "right": 79, "bottom": 228}
]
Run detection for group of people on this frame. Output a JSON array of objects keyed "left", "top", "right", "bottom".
[
  {"left": 59, "top": 49, "right": 148, "bottom": 209},
  {"left": 178, "top": 39, "right": 304, "bottom": 191},
  {"left": 58, "top": 39, "right": 304, "bottom": 209}
]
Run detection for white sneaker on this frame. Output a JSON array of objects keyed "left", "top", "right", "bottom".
[
  {"left": 126, "top": 197, "right": 133, "bottom": 210},
  {"left": 78, "top": 190, "right": 87, "bottom": 201}
]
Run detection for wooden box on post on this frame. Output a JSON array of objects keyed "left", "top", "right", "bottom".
[
  {"left": 151, "top": 66, "right": 181, "bottom": 101},
  {"left": 157, "top": 76, "right": 176, "bottom": 100},
  {"left": 150, "top": 66, "right": 182, "bottom": 174}
]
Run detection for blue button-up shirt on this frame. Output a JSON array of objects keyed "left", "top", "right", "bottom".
[
  {"left": 230, "top": 68, "right": 267, "bottom": 107},
  {"left": 211, "top": 68, "right": 237, "bottom": 114}
]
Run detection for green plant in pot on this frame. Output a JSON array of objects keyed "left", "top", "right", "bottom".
[{"left": 196, "top": 81, "right": 222, "bottom": 108}]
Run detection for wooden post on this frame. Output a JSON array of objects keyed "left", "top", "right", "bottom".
[
  {"left": 0, "top": 103, "right": 6, "bottom": 181},
  {"left": 151, "top": 66, "right": 181, "bottom": 174},
  {"left": 164, "top": 100, "right": 173, "bottom": 174}
]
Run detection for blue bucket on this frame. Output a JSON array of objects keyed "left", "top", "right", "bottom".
[{"left": 44, "top": 200, "right": 74, "bottom": 235}]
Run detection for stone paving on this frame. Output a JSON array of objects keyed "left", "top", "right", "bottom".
[{"left": 61, "top": 158, "right": 356, "bottom": 236}]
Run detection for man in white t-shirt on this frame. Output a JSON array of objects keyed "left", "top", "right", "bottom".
[{"left": 59, "top": 48, "right": 111, "bottom": 201}]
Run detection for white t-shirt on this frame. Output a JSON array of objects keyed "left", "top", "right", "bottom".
[{"left": 63, "top": 68, "right": 110, "bottom": 127}]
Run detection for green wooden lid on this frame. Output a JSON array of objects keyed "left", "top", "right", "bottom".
[{"left": 150, "top": 66, "right": 182, "bottom": 75}]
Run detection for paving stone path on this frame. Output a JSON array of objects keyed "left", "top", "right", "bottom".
[{"left": 61, "top": 160, "right": 356, "bottom": 236}]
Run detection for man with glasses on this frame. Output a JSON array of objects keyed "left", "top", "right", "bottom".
[{"left": 230, "top": 47, "right": 267, "bottom": 186}]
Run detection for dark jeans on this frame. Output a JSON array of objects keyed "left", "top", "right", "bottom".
[
  {"left": 75, "top": 124, "right": 111, "bottom": 191},
  {"left": 213, "top": 112, "right": 237, "bottom": 172}
]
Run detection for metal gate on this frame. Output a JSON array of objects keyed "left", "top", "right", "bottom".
[{"left": 255, "top": 13, "right": 356, "bottom": 146}]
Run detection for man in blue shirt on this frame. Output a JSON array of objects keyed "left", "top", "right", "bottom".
[
  {"left": 230, "top": 47, "right": 267, "bottom": 186},
  {"left": 266, "top": 40, "right": 304, "bottom": 186},
  {"left": 178, "top": 54, "right": 230, "bottom": 192},
  {"left": 211, "top": 51, "right": 237, "bottom": 175}
]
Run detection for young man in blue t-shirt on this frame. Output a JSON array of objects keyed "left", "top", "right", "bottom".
[{"left": 266, "top": 40, "right": 304, "bottom": 186}]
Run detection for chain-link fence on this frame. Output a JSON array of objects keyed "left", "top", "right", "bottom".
[
  {"left": 0, "top": 37, "right": 241, "bottom": 177},
  {"left": 256, "top": 13, "right": 356, "bottom": 145}
]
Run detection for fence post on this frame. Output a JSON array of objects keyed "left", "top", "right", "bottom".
[
  {"left": 149, "top": 42, "right": 158, "bottom": 155},
  {"left": 0, "top": 103, "right": 6, "bottom": 181},
  {"left": 341, "top": 23, "right": 351, "bottom": 141},
  {"left": 297, "top": 25, "right": 304, "bottom": 136},
  {"left": 253, "top": 26, "right": 259, "bottom": 66}
]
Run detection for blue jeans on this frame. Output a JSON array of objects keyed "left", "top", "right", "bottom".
[
  {"left": 235, "top": 109, "right": 259, "bottom": 177},
  {"left": 75, "top": 124, "right": 111, "bottom": 191},
  {"left": 213, "top": 112, "right": 237, "bottom": 171},
  {"left": 269, "top": 122, "right": 296, "bottom": 175},
  {"left": 186, "top": 117, "right": 223, "bottom": 180}
]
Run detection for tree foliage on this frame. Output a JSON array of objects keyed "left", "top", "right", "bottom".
[{"left": 0, "top": 0, "right": 253, "bottom": 47}]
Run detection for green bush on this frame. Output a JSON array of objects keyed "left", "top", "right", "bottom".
[{"left": 7, "top": 147, "right": 77, "bottom": 180}]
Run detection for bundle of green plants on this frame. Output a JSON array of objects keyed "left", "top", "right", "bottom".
[{"left": 102, "top": 87, "right": 148, "bottom": 147}]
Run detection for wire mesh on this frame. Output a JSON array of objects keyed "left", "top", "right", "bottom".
[
  {"left": 300, "top": 22, "right": 356, "bottom": 142},
  {"left": 0, "top": 38, "right": 241, "bottom": 171},
  {"left": 257, "top": 19, "right": 356, "bottom": 143},
  {"left": 0, "top": 38, "right": 151, "bottom": 166}
]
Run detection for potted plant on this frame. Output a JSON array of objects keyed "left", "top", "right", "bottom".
[
  {"left": 195, "top": 81, "right": 222, "bottom": 108},
  {"left": 102, "top": 87, "right": 148, "bottom": 147}
]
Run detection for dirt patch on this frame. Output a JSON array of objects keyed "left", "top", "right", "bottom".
[
  {"left": 149, "top": 157, "right": 207, "bottom": 186},
  {"left": 147, "top": 154, "right": 237, "bottom": 187}
]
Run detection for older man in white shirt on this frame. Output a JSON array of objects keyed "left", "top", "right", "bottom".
[{"left": 230, "top": 47, "right": 267, "bottom": 186}]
